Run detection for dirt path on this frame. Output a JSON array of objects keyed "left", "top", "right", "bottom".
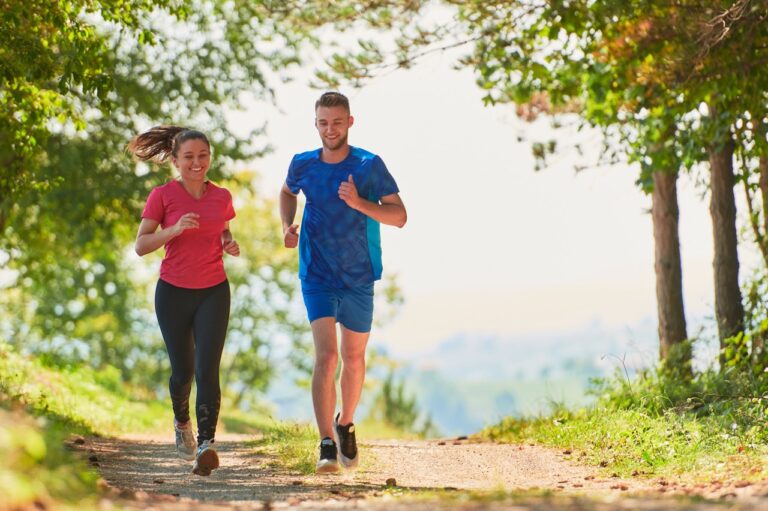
[{"left": 76, "top": 433, "right": 768, "bottom": 510}]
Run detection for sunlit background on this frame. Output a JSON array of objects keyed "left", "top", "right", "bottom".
[{"left": 223, "top": 50, "right": 756, "bottom": 435}]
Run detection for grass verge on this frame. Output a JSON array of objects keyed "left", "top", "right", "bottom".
[
  {"left": 479, "top": 363, "right": 768, "bottom": 482},
  {"left": 249, "top": 420, "right": 319, "bottom": 474},
  {"left": 0, "top": 343, "right": 169, "bottom": 437}
]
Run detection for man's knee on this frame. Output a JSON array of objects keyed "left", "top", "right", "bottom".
[
  {"left": 340, "top": 348, "right": 365, "bottom": 371},
  {"left": 315, "top": 349, "right": 339, "bottom": 373}
]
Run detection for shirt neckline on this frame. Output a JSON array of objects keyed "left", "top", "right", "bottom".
[
  {"left": 316, "top": 146, "right": 354, "bottom": 166},
  {"left": 174, "top": 179, "right": 210, "bottom": 201}
]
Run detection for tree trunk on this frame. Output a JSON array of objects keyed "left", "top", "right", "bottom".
[
  {"left": 752, "top": 154, "right": 768, "bottom": 364},
  {"left": 652, "top": 170, "right": 690, "bottom": 369},
  {"left": 708, "top": 132, "right": 744, "bottom": 354},
  {"left": 760, "top": 155, "right": 768, "bottom": 239}
]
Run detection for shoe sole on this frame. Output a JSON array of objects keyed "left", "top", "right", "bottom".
[
  {"left": 338, "top": 451, "right": 359, "bottom": 469},
  {"left": 315, "top": 460, "right": 340, "bottom": 474},
  {"left": 192, "top": 449, "right": 220, "bottom": 476},
  {"left": 177, "top": 449, "right": 196, "bottom": 461},
  {"left": 333, "top": 425, "right": 359, "bottom": 470}
]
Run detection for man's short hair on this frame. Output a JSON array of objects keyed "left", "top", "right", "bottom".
[{"left": 315, "top": 91, "right": 350, "bottom": 112}]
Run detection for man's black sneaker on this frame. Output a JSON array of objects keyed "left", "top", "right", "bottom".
[
  {"left": 333, "top": 412, "right": 359, "bottom": 469},
  {"left": 316, "top": 437, "right": 339, "bottom": 474}
]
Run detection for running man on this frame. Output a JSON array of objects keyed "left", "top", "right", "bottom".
[{"left": 279, "top": 91, "right": 407, "bottom": 473}]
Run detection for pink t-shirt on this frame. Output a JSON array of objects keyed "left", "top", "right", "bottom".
[{"left": 141, "top": 180, "right": 236, "bottom": 289}]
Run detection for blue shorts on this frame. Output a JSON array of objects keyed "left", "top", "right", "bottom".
[{"left": 300, "top": 280, "right": 374, "bottom": 333}]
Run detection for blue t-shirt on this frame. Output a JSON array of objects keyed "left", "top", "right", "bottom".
[{"left": 286, "top": 146, "right": 400, "bottom": 289}]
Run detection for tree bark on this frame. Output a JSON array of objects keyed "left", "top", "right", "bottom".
[
  {"left": 752, "top": 154, "right": 768, "bottom": 363},
  {"left": 760, "top": 155, "right": 768, "bottom": 238},
  {"left": 708, "top": 132, "right": 744, "bottom": 352},
  {"left": 652, "top": 169, "right": 690, "bottom": 374}
]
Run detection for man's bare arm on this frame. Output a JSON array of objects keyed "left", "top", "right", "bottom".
[{"left": 280, "top": 182, "right": 300, "bottom": 248}]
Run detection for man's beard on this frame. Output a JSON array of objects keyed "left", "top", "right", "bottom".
[{"left": 322, "top": 135, "right": 347, "bottom": 151}]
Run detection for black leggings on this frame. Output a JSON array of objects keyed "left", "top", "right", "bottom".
[{"left": 155, "top": 279, "right": 230, "bottom": 443}]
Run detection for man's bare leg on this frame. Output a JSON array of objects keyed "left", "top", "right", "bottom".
[
  {"left": 311, "top": 317, "right": 338, "bottom": 440},
  {"left": 339, "top": 325, "right": 370, "bottom": 425}
]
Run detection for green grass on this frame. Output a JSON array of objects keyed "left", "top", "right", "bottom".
[
  {"left": 249, "top": 419, "right": 318, "bottom": 474},
  {"left": 480, "top": 364, "right": 768, "bottom": 482},
  {"left": 0, "top": 406, "right": 101, "bottom": 510},
  {"left": 0, "top": 343, "right": 169, "bottom": 437}
]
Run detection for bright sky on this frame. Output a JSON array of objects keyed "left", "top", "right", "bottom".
[{"left": 228, "top": 50, "right": 756, "bottom": 358}]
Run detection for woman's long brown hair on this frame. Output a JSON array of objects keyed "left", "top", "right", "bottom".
[{"left": 126, "top": 126, "right": 210, "bottom": 163}]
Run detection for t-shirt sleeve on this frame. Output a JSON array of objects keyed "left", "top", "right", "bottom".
[
  {"left": 141, "top": 188, "right": 164, "bottom": 223},
  {"left": 224, "top": 190, "right": 236, "bottom": 221},
  {"left": 369, "top": 156, "right": 399, "bottom": 200},
  {"left": 285, "top": 155, "right": 301, "bottom": 194}
]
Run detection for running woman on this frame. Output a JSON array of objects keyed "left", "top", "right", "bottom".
[
  {"left": 279, "top": 92, "right": 407, "bottom": 473},
  {"left": 129, "top": 126, "right": 239, "bottom": 476}
]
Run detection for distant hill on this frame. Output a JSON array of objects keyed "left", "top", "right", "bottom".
[
  {"left": 380, "top": 319, "right": 660, "bottom": 436},
  {"left": 403, "top": 319, "right": 660, "bottom": 382}
]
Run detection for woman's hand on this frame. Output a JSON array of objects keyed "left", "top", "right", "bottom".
[
  {"left": 222, "top": 229, "right": 240, "bottom": 256},
  {"left": 172, "top": 212, "right": 200, "bottom": 236},
  {"left": 223, "top": 239, "right": 240, "bottom": 256}
]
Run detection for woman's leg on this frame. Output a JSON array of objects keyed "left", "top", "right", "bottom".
[
  {"left": 155, "top": 280, "right": 196, "bottom": 423},
  {"left": 192, "top": 280, "right": 231, "bottom": 444}
]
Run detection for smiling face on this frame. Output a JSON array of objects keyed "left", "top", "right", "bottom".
[
  {"left": 171, "top": 138, "right": 211, "bottom": 182},
  {"left": 315, "top": 105, "right": 354, "bottom": 152}
]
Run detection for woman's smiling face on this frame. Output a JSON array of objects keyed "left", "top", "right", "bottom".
[{"left": 172, "top": 138, "right": 211, "bottom": 182}]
